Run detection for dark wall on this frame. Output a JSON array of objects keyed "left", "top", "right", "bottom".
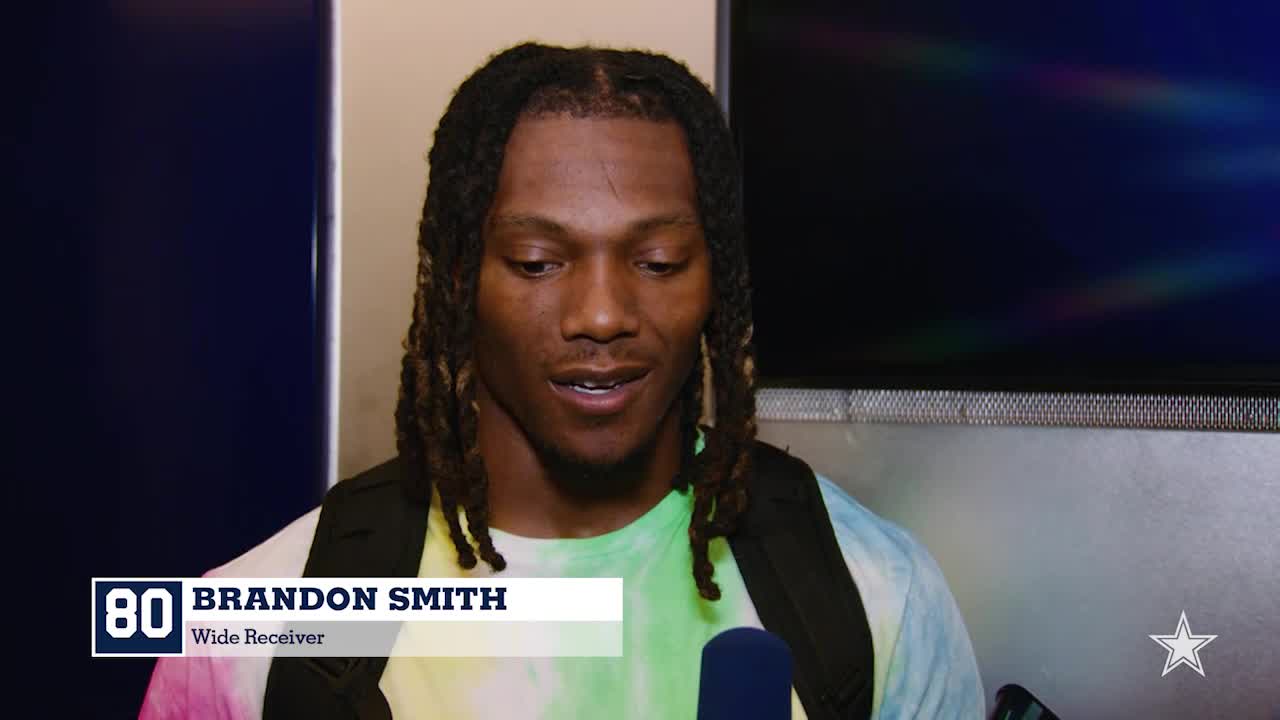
[{"left": 17, "top": 3, "right": 327, "bottom": 715}]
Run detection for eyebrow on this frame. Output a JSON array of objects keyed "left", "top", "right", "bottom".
[{"left": 488, "top": 212, "right": 700, "bottom": 237}]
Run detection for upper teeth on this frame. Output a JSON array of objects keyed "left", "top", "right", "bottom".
[{"left": 571, "top": 381, "right": 620, "bottom": 393}]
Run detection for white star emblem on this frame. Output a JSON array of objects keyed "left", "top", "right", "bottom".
[{"left": 1149, "top": 611, "right": 1217, "bottom": 677}]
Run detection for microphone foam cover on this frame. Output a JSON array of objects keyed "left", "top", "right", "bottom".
[{"left": 696, "top": 626, "right": 794, "bottom": 720}]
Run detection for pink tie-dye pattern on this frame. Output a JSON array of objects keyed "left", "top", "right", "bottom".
[
  {"left": 138, "top": 509, "right": 319, "bottom": 719},
  {"left": 139, "top": 655, "right": 255, "bottom": 720}
]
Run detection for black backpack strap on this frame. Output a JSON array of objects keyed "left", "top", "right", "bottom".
[
  {"left": 262, "top": 456, "right": 428, "bottom": 720},
  {"left": 729, "top": 440, "right": 875, "bottom": 720}
]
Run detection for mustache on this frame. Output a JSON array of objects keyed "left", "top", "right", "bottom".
[{"left": 554, "top": 345, "right": 652, "bottom": 365}]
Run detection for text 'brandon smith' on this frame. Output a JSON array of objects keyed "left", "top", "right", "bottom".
[{"left": 194, "top": 585, "right": 509, "bottom": 612}]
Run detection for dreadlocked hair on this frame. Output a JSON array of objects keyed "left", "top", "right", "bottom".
[{"left": 394, "top": 43, "right": 758, "bottom": 601}]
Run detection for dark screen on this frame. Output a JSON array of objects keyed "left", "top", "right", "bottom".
[
  {"left": 732, "top": 0, "right": 1280, "bottom": 392},
  {"left": 16, "top": 2, "right": 327, "bottom": 714}
]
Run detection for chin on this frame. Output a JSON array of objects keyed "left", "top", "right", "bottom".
[
  {"left": 553, "top": 437, "right": 638, "bottom": 471},
  {"left": 539, "top": 424, "right": 655, "bottom": 474}
]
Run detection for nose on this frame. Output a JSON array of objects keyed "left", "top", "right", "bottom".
[{"left": 560, "top": 256, "right": 640, "bottom": 343}]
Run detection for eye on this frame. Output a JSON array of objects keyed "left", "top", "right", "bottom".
[
  {"left": 637, "top": 261, "right": 681, "bottom": 277},
  {"left": 507, "top": 260, "right": 560, "bottom": 277}
]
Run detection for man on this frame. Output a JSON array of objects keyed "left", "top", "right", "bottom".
[{"left": 140, "top": 43, "right": 984, "bottom": 719}]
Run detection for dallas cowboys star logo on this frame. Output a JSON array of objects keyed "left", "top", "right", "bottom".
[{"left": 1149, "top": 611, "right": 1217, "bottom": 677}]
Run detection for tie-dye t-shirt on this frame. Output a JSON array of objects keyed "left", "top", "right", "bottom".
[{"left": 139, "top": 473, "right": 984, "bottom": 719}]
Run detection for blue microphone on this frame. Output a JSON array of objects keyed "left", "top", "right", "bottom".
[{"left": 696, "top": 627, "right": 794, "bottom": 720}]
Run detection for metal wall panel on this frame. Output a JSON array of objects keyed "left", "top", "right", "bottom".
[{"left": 758, "top": 420, "right": 1280, "bottom": 718}]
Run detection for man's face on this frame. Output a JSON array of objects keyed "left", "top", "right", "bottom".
[{"left": 474, "top": 114, "right": 712, "bottom": 474}]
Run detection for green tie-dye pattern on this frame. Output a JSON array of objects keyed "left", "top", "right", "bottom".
[{"left": 381, "top": 483, "right": 793, "bottom": 719}]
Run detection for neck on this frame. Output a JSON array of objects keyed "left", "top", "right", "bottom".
[{"left": 475, "top": 386, "right": 683, "bottom": 539}]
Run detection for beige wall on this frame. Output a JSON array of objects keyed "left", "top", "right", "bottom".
[{"left": 339, "top": 1, "right": 718, "bottom": 479}]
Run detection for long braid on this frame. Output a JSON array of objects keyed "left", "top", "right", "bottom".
[
  {"left": 452, "top": 243, "right": 505, "bottom": 571},
  {"left": 396, "top": 46, "right": 557, "bottom": 568},
  {"left": 675, "top": 338, "right": 707, "bottom": 494},
  {"left": 628, "top": 53, "right": 759, "bottom": 600}
]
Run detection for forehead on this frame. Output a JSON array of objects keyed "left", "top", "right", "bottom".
[{"left": 488, "top": 115, "right": 698, "bottom": 222}]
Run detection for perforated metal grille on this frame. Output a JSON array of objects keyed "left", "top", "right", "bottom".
[{"left": 756, "top": 388, "right": 1279, "bottom": 432}]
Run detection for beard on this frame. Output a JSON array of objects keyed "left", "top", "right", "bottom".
[{"left": 526, "top": 416, "right": 669, "bottom": 502}]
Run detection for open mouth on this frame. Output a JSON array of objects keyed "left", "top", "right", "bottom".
[
  {"left": 548, "top": 368, "right": 650, "bottom": 414},
  {"left": 557, "top": 379, "right": 636, "bottom": 395}
]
